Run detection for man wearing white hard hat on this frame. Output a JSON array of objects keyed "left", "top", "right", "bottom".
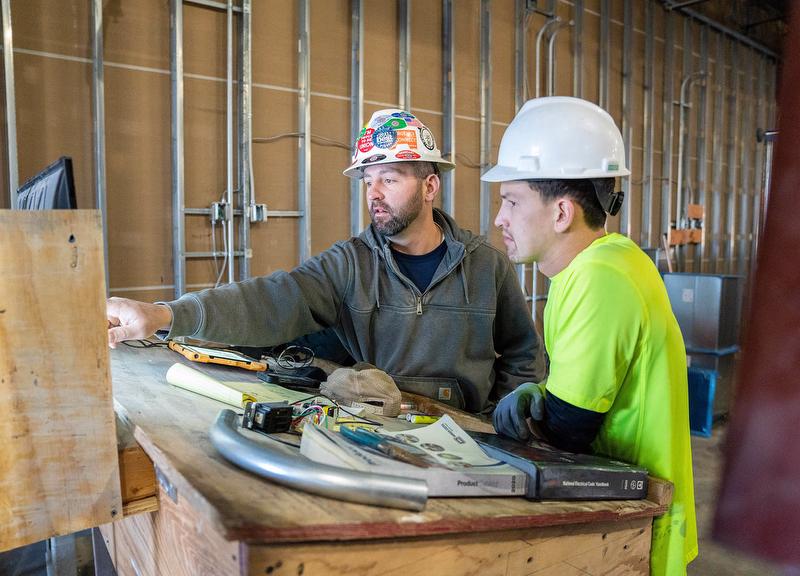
[
  {"left": 107, "top": 109, "right": 543, "bottom": 412},
  {"left": 483, "top": 97, "right": 697, "bottom": 575}
]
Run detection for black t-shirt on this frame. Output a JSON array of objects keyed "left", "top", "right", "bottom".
[{"left": 391, "top": 241, "right": 447, "bottom": 293}]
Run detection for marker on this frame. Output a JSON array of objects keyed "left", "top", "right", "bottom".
[{"left": 405, "top": 414, "right": 440, "bottom": 425}]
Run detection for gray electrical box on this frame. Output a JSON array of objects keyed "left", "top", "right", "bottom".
[{"left": 664, "top": 273, "right": 743, "bottom": 351}]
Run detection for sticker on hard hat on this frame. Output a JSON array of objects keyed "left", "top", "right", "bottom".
[
  {"left": 420, "top": 127, "right": 435, "bottom": 150},
  {"left": 370, "top": 114, "right": 391, "bottom": 128},
  {"left": 391, "top": 111, "right": 415, "bottom": 120},
  {"left": 361, "top": 154, "right": 387, "bottom": 164},
  {"left": 372, "top": 127, "right": 397, "bottom": 149},
  {"left": 395, "top": 150, "right": 421, "bottom": 160},
  {"left": 607, "top": 163, "right": 619, "bottom": 171},
  {"left": 395, "top": 130, "right": 418, "bottom": 147},
  {"left": 384, "top": 118, "right": 407, "bottom": 130},
  {"left": 357, "top": 128, "right": 375, "bottom": 153}
]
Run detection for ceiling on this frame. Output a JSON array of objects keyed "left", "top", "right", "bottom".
[{"left": 663, "top": 0, "right": 788, "bottom": 56}]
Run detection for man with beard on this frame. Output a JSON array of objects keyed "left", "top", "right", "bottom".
[{"left": 107, "top": 109, "right": 543, "bottom": 412}]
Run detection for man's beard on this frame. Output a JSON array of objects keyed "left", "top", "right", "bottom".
[{"left": 370, "top": 188, "right": 423, "bottom": 237}]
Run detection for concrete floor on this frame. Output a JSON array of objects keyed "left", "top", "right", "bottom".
[{"left": 688, "top": 425, "right": 782, "bottom": 575}]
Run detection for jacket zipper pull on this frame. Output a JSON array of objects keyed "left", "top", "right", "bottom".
[{"left": 416, "top": 297, "right": 423, "bottom": 315}]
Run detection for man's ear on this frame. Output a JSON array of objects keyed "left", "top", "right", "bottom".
[
  {"left": 553, "top": 197, "right": 576, "bottom": 233},
  {"left": 423, "top": 173, "right": 440, "bottom": 203}
]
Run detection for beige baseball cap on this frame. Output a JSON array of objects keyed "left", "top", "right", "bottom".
[{"left": 321, "top": 363, "right": 402, "bottom": 417}]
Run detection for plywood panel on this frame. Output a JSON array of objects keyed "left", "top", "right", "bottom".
[
  {"left": 554, "top": 1, "right": 575, "bottom": 97},
  {"left": 0, "top": 210, "right": 122, "bottom": 553},
  {"left": 309, "top": 95, "right": 351, "bottom": 254},
  {"left": 454, "top": 0, "right": 480, "bottom": 118},
  {"left": 104, "top": 0, "right": 170, "bottom": 71},
  {"left": 310, "top": 0, "right": 350, "bottom": 98},
  {"left": 491, "top": 0, "right": 516, "bottom": 123},
  {"left": 104, "top": 66, "right": 172, "bottom": 293},
  {"left": 113, "top": 486, "right": 240, "bottom": 576},
  {"left": 582, "top": 10, "right": 601, "bottom": 105},
  {"left": 364, "top": 0, "right": 399, "bottom": 107},
  {"left": 410, "top": 1, "right": 442, "bottom": 112},
  {"left": 13, "top": 0, "right": 89, "bottom": 58},
  {"left": 252, "top": 0, "right": 296, "bottom": 89},
  {"left": 454, "top": 116, "right": 481, "bottom": 234},
  {"left": 246, "top": 518, "right": 652, "bottom": 576},
  {"left": 183, "top": 3, "right": 231, "bottom": 78},
  {"left": 14, "top": 53, "right": 94, "bottom": 209}
]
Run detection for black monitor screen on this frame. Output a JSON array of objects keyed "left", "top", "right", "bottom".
[{"left": 16, "top": 156, "right": 77, "bottom": 210}]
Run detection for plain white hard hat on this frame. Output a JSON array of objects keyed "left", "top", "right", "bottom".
[
  {"left": 481, "top": 96, "right": 631, "bottom": 182},
  {"left": 343, "top": 109, "right": 456, "bottom": 179}
]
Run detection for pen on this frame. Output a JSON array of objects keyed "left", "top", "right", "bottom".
[{"left": 339, "top": 427, "right": 434, "bottom": 468}]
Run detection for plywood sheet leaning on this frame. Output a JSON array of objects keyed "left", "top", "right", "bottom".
[{"left": 0, "top": 210, "right": 122, "bottom": 552}]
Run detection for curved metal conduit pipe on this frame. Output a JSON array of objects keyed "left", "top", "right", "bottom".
[
  {"left": 534, "top": 17, "right": 562, "bottom": 98},
  {"left": 209, "top": 410, "right": 429, "bottom": 511},
  {"left": 675, "top": 71, "right": 706, "bottom": 230},
  {"left": 547, "top": 19, "right": 573, "bottom": 96}
]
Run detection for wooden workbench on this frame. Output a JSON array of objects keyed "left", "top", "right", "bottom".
[{"left": 100, "top": 345, "right": 672, "bottom": 576}]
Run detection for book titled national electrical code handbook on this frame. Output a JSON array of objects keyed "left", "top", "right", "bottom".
[
  {"left": 300, "top": 415, "right": 648, "bottom": 500},
  {"left": 469, "top": 432, "right": 649, "bottom": 500}
]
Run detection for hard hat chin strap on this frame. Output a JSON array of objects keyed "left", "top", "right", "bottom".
[{"left": 591, "top": 179, "right": 624, "bottom": 216}]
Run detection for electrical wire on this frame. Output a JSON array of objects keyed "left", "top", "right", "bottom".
[
  {"left": 253, "top": 132, "right": 352, "bottom": 151},
  {"left": 121, "top": 339, "right": 170, "bottom": 349},
  {"left": 212, "top": 190, "right": 228, "bottom": 288}
]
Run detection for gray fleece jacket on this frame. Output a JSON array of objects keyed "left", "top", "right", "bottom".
[{"left": 165, "top": 209, "right": 544, "bottom": 412}]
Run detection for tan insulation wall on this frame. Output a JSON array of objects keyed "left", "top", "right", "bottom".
[{"left": 0, "top": 0, "right": 778, "bottom": 305}]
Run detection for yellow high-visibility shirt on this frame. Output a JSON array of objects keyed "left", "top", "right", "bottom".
[{"left": 544, "top": 233, "right": 698, "bottom": 575}]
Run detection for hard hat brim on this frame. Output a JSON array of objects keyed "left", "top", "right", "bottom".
[
  {"left": 481, "top": 164, "right": 631, "bottom": 183},
  {"left": 343, "top": 158, "right": 456, "bottom": 179}
]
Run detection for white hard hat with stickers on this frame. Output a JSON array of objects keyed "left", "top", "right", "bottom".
[
  {"left": 343, "top": 109, "right": 456, "bottom": 179},
  {"left": 481, "top": 96, "right": 631, "bottom": 182}
]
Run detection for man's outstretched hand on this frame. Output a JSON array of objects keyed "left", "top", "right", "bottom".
[{"left": 107, "top": 297, "right": 173, "bottom": 348}]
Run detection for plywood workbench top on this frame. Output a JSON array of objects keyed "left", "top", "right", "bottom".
[{"left": 110, "top": 345, "right": 671, "bottom": 545}]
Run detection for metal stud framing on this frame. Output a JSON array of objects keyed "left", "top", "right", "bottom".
[
  {"left": 298, "top": 0, "right": 311, "bottom": 262},
  {"left": 170, "top": 0, "right": 186, "bottom": 297},
  {"left": 479, "top": 0, "right": 492, "bottom": 236},
  {"left": 350, "top": 0, "right": 364, "bottom": 237},
  {"left": 695, "top": 24, "right": 709, "bottom": 272},
  {"left": 710, "top": 32, "right": 725, "bottom": 273},
  {"left": 599, "top": 0, "right": 609, "bottom": 108},
  {"left": 725, "top": 40, "right": 740, "bottom": 273},
  {"left": 641, "top": 0, "right": 655, "bottom": 248},
  {"left": 620, "top": 0, "right": 633, "bottom": 237},
  {"left": 737, "top": 48, "right": 754, "bottom": 276},
  {"left": 674, "top": 16, "right": 693, "bottom": 270},
  {"left": 91, "top": 0, "right": 109, "bottom": 289},
  {"left": 398, "top": 0, "right": 411, "bottom": 111},
  {"left": 225, "top": 0, "right": 234, "bottom": 284},
  {"left": 441, "top": 0, "right": 455, "bottom": 215},
  {"left": 514, "top": 0, "right": 528, "bottom": 294},
  {"left": 238, "top": 0, "right": 252, "bottom": 280},
  {"left": 660, "top": 10, "right": 675, "bottom": 244},
  {"left": 572, "top": 0, "right": 583, "bottom": 99}
]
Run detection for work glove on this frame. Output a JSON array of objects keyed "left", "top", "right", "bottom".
[{"left": 492, "top": 382, "right": 546, "bottom": 442}]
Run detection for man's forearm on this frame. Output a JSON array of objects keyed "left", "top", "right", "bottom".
[{"left": 540, "top": 392, "right": 605, "bottom": 453}]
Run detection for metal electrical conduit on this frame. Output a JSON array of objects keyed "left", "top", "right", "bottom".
[{"left": 209, "top": 410, "right": 429, "bottom": 511}]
